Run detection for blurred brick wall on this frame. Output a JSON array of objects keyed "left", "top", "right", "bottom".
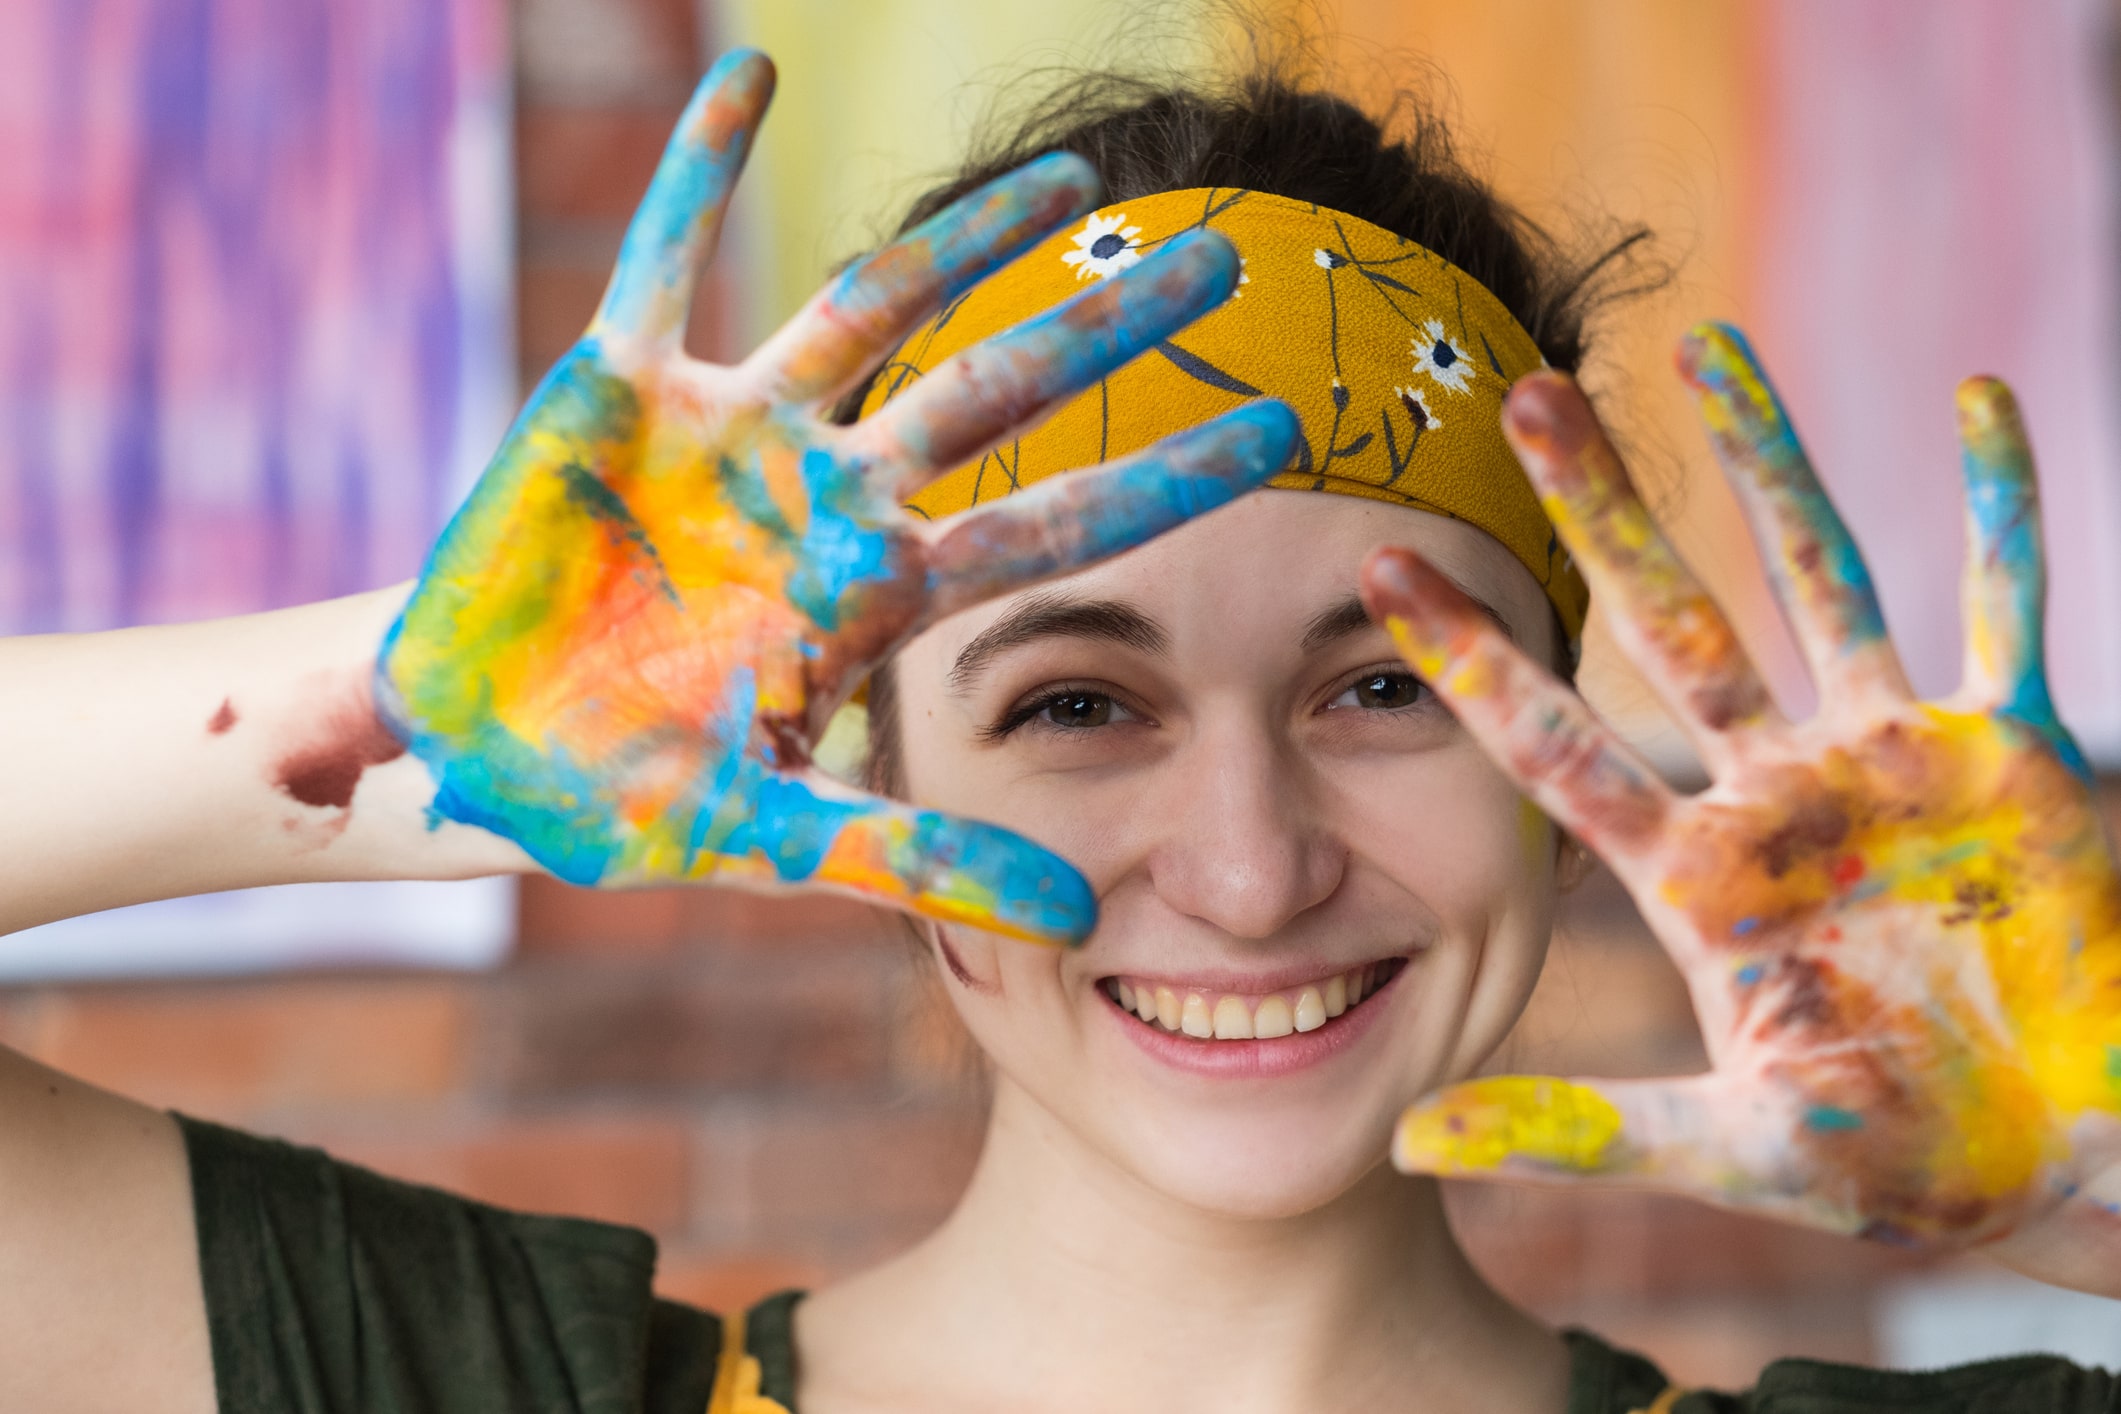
[{"left": 0, "top": 1, "right": 2105, "bottom": 1392}]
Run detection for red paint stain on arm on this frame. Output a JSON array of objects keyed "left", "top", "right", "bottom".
[{"left": 272, "top": 674, "right": 406, "bottom": 809}]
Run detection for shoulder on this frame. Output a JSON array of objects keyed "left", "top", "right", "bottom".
[{"left": 179, "top": 1114, "right": 729, "bottom": 1414}]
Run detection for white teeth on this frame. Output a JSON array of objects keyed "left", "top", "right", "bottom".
[
  {"left": 1156, "top": 986, "right": 1181, "bottom": 1029},
  {"left": 1212, "top": 996, "right": 1254, "bottom": 1039},
  {"left": 1112, "top": 960, "right": 1402, "bottom": 1042}
]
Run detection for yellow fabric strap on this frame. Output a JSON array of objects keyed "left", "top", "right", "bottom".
[
  {"left": 707, "top": 1309, "right": 792, "bottom": 1414},
  {"left": 862, "top": 186, "right": 1588, "bottom": 640}
]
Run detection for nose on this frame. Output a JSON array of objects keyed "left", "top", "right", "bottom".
[{"left": 1142, "top": 714, "right": 1345, "bottom": 939}]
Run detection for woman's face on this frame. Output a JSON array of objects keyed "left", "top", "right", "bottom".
[{"left": 893, "top": 489, "right": 1563, "bottom": 1219}]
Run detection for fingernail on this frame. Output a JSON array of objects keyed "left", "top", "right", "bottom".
[
  {"left": 929, "top": 823, "right": 1098, "bottom": 946},
  {"left": 1501, "top": 372, "right": 1592, "bottom": 452},
  {"left": 1017, "top": 150, "right": 1101, "bottom": 204},
  {"left": 1149, "top": 227, "right": 1241, "bottom": 288},
  {"left": 1954, "top": 376, "right": 2021, "bottom": 447},
  {"left": 1226, "top": 399, "right": 1300, "bottom": 476},
  {"left": 1675, "top": 320, "right": 1753, "bottom": 388}
]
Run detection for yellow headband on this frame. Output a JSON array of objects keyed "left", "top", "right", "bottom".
[{"left": 863, "top": 187, "right": 1589, "bottom": 641}]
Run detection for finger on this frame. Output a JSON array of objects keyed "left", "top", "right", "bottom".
[
  {"left": 1502, "top": 372, "right": 1777, "bottom": 768},
  {"left": 746, "top": 152, "right": 1102, "bottom": 407},
  {"left": 1956, "top": 377, "right": 2042, "bottom": 700},
  {"left": 919, "top": 400, "right": 1299, "bottom": 621},
  {"left": 1677, "top": 322, "right": 1911, "bottom": 704},
  {"left": 592, "top": 49, "right": 776, "bottom": 346},
  {"left": 698, "top": 767, "right": 1098, "bottom": 946},
  {"left": 1954, "top": 378, "right": 2089, "bottom": 776},
  {"left": 1394, "top": 1073, "right": 1849, "bottom": 1230},
  {"left": 846, "top": 229, "right": 1243, "bottom": 493},
  {"left": 1360, "top": 546, "right": 1676, "bottom": 864}
]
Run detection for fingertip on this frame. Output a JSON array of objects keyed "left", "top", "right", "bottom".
[
  {"left": 1392, "top": 1093, "right": 1491, "bottom": 1176},
  {"left": 1676, "top": 322, "right": 1789, "bottom": 441},
  {"left": 1358, "top": 544, "right": 1423, "bottom": 614},
  {"left": 1390, "top": 1105, "right": 1436, "bottom": 1173},
  {"left": 1155, "top": 405, "right": 1292, "bottom": 514},
  {"left": 701, "top": 46, "right": 777, "bottom": 108},
  {"left": 920, "top": 813, "right": 1099, "bottom": 946},
  {"left": 1019, "top": 150, "right": 1104, "bottom": 215},
  {"left": 1153, "top": 226, "right": 1247, "bottom": 305},
  {"left": 980, "top": 856, "right": 1099, "bottom": 947},
  {"left": 1954, "top": 375, "right": 2024, "bottom": 448},
  {"left": 1228, "top": 397, "right": 1301, "bottom": 479},
  {"left": 1162, "top": 399, "right": 1299, "bottom": 490},
  {"left": 1396, "top": 1077, "right": 1625, "bottom": 1176},
  {"left": 1674, "top": 320, "right": 1754, "bottom": 385},
  {"left": 1358, "top": 545, "right": 1457, "bottom": 617},
  {"left": 1360, "top": 549, "right": 1463, "bottom": 683},
  {"left": 1500, "top": 370, "right": 1592, "bottom": 452}
]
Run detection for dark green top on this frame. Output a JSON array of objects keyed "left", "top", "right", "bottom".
[{"left": 180, "top": 1115, "right": 2117, "bottom": 1413}]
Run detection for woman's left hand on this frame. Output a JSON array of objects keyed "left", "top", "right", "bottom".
[{"left": 1360, "top": 324, "right": 2121, "bottom": 1293}]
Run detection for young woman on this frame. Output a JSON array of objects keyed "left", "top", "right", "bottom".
[{"left": 4, "top": 48, "right": 2118, "bottom": 1414}]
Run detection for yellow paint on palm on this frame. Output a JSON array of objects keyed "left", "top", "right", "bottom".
[
  {"left": 1646, "top": 700, "right": 2120, "bottom": 1206},
  {"left": 1395, "top": 1075, "right": 1624, "bottom": 1174}
]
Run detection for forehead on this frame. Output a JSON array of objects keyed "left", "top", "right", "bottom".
[{"left": 910, "top": 488, "right": 1554, "bottom": 669}]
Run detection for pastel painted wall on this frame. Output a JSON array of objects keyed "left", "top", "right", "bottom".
[
  {"left": 1748, "top": 0, "right": 2121, "bottom": 753},
  {"left": 1312, "top": 0, "right": 2121, "bottom": 763},
  {"left": 715, "top": 0, "right": 1223, "bottom": 341},
  {"left": 0, "top": 0, "right": 515, "bottom": 630},
  {"left": 0, "top": 0, "right": 517, "bottom": 975}
]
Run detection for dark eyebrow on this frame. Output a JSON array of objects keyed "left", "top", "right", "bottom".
[
  {"left": 1299, "top": 587, "right": 1515, "bottom": 654},
  {"left": 950, "top": 591, "right": 1169, "bottom": 692}
]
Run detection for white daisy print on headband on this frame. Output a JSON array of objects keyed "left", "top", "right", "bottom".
[
  {"left": 1061, "top": 211, "right": 1143, "bottom": 280},
  {"left": 1411, "top": 318, "right": 1477, "bottom": 395}
]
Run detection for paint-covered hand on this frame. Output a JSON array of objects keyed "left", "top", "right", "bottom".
[
  {"left": 1362, "top": 324, "right": 2121, "bottom": 1255},
  {"left": 376, "top": 51, "right": 1297, "bottom": 943}
]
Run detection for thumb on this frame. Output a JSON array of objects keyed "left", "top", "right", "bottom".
[
  {"left": 703, "top": 767, "right": 1097, "bottom": 946},
  {"left": 1394, "top": 1073, "right": 1833, "bottom": 1224}
]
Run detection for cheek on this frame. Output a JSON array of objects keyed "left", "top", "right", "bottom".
[
  {"left": 930, "top": 923, "right": 1077, "bottom": 1061},
  {"left": 1341, "top": 744, "right": 1558, "bottom": 1074},
  {"left": 1342, "top": 744, "right": 1553, "bottom": 925}
]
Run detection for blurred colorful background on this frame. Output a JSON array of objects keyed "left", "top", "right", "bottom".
[{"left": 5, "top": 0, "right": 2121, "bottom": 1385}]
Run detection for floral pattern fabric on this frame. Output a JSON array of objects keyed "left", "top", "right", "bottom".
[{"left": 861, "top": 187, "right": 1589, "bottom": 640}]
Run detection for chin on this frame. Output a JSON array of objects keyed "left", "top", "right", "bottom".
[{"left": 1102, "top": 1102, "right": 1398, "bottom": 1219}]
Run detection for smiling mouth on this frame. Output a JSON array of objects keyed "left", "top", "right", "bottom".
[{"left": 1100, "top": 958, "right": 1408, "bottom": 1042}]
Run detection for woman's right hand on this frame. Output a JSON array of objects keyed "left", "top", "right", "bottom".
[{"left": 377, "top": 50, "right": 1297, "bottom": 944}]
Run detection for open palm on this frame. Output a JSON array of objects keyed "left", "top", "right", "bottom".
[
  {"left": 1364, "top": 325, "right": 2121, "bottom": 1253},
  {"left": 378, "top": 51, "right": 1295, "bottom": 943}
]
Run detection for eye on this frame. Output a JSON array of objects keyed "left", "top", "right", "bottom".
[
  {"left": 1328, "top": 668, "right": 1429, "bottom": 712},
  {"left": 984, "top": 682, "right": 1143, "bottom": 740},
  {"left": 1037, "top": 689, "right": 1118, "bottom": 730}
]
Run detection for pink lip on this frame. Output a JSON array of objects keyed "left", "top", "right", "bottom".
[{"left": 1101, "top": 960, "right": 1407, "bottom": 1080}]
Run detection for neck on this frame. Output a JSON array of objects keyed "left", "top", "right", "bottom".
[{"left": 802, "top": 1075, "right": 1568, "bottom": 1413}]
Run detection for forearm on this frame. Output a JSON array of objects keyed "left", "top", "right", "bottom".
[{"left": 0, "top": 585, "right": 530, "bottom": 934}]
